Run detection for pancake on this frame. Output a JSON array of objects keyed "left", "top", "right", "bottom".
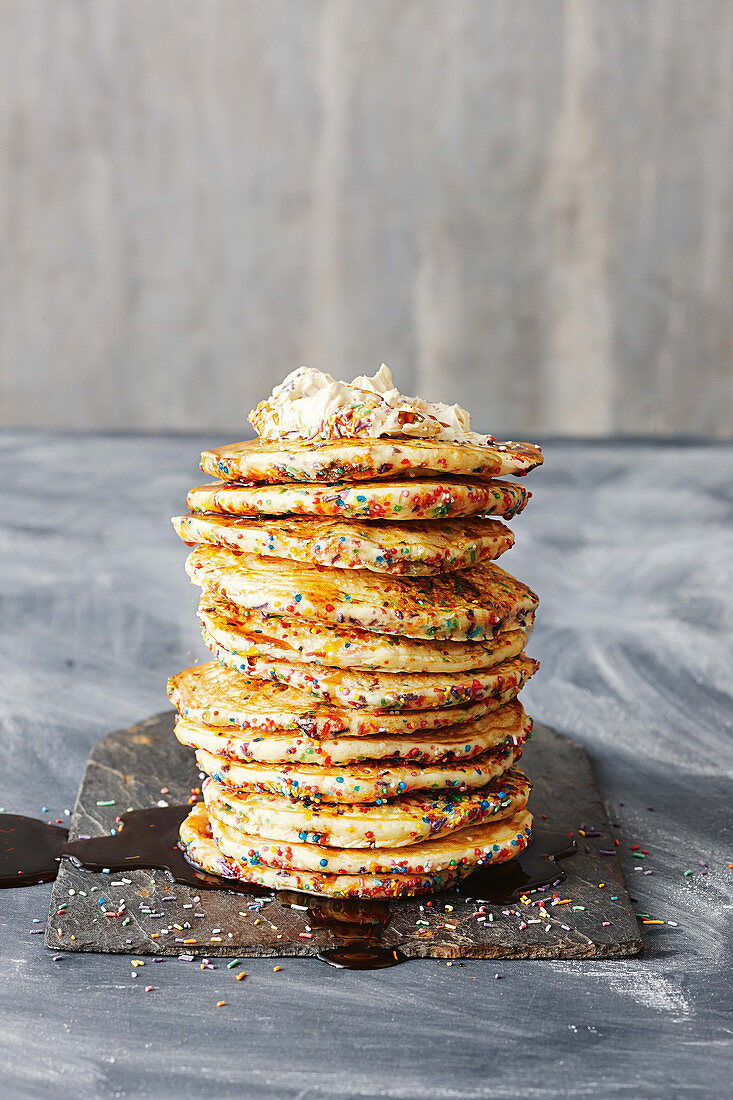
[
  {"left": 186, "top": 477, "right": 530, "bottom": 522},
  {"left": 167, "top": 661, "right": 528, "bottom": 737},
  {"left": 198, "top": 596, "right": 527, "bottom": 674},
  {"left": 172, "top": 512, "right": 514, "bottom": 575},
  {"left": 202, "top": 768, "right": 531, "bottom": 847},
  {"left": 175, "top": 699, "right": 530, "bottom": 767},
  {"left": 200, "top": 436, "right": 543, "bottom": 484},
  {"left": 207, "top": 801, "right": 533, "bottom": 877},
  {"left": 182, "top": 801, "right": 509, "bottom": 898},
  {"left": 203, "top": 629, "right": 539, "bottom": 710},
  {"left": 186, "top": 545, "right": 539, "bottom": 640},
  {"left": 194, "top": 733, "right": 526, "bottom": 803}
]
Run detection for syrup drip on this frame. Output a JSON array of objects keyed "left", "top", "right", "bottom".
[
  {"left": 0, "top": 807, "right": 267, "bottom": 896},
  {"left": 281, "top": 828, "right": 577, "bottom": 969},
  {"left": 457, "top": 828, "right": 577, "bottom": 904},
  {"left": 0, "top": 816, "right": 69, "bottom": 887},
  {"left": 280, "top": 893, "right": 405, "bottom": 970},
  {"left": 0, "top": 811, "right": 576, "bottom": 969}
]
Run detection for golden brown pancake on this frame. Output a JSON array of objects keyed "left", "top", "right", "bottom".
[
  {"left": 201, "top": 436, "right": 543, "bottom": 484},
  {"left": 186, "top": 545, "right": 539, "bottom": 640},
  {"left": 167, "top": 661, "right": 529, "bottom": 736},
  {"left": 198, "top": 595, "right": 527, "bottom": 673},
  {"left": 194, "top": 733, "right": 526, "bottom": 803},
  {"left": 202, "top": 768, "right": 531, "bottom": 847},
  {"left": 186, "top": 476, "right": 530, "bottom": 522},
  {"left": 180, "top": 801, "right": 533, "bottom": 898},
  {"left": 174, "top": 698, "right": 530, "bottom": 766},
  {"left": 209, "top": 803, "right": 534, "bottom": 877},
  {"left": 172, "top": 512, "right": 514, "bottom": 575},
  {"left": 203, "top": 629, "right": 538, "bottom": 711}
]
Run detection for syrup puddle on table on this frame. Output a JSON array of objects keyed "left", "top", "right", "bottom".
[{"left": 0, "top": 808, "right": 576, "bottom": 969}]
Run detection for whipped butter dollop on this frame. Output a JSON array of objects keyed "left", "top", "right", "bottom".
[{"left": 249, "top": 365, "right": 493, "bottom": 445}]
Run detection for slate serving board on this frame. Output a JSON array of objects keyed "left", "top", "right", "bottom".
[{"left": 45, "top": 712, "right": 642, "bottom": 960}]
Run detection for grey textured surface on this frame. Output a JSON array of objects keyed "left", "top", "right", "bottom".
[
  {"left": 47, "top": 713, "right": 641, "bottom": 960},
  {"left": 0, "top": 431, "right": 731, "bottom": 1098},
  {"left": 2, "top": 0, "right": 733, "bottom": 437}
]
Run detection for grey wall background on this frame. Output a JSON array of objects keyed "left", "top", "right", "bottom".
[{"left": 1, "top": 0, "right": 732, "bottom": 437}]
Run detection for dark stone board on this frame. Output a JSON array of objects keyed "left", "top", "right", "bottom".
[{"left": 45, "top": 712, "right": 642, "bottom": 960}]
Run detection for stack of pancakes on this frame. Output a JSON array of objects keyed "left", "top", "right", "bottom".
[{"left": 169, "top": 433, "right": 543, "bottom": 898}]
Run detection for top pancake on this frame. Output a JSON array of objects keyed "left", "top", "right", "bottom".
[
  {"left": 201, "top": 437, "right": 543, "bottom": 485},
  {"left": 186, "top": 477, "right": 530, "bottom": 522}
]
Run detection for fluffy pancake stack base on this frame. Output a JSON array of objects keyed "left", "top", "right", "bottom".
[{"left": 170, "top": 432, "right": 542, "bottom": 898}]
